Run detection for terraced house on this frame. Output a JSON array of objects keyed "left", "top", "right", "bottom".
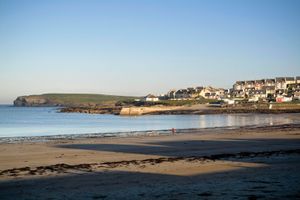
[
  {"left": 232, "top": 76, "right": 300, "bottom": 101},
  {"left": 160, "top": 76, "right": 299, "bottom": 103},
  {"left": 165, "top": 86, "right": 224, "bottom": 100}
]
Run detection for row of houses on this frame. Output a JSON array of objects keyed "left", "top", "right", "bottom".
[
  {"left": 232, "top": 76, "right": 300, "bottom": 101},
  {"left": 233, "top": 77, "right": 300, "bottom": 91},
  {"left": 167, "top": 86, "right": 228, "bottom": 100},
  {"left": 143, "top": 76, "right": 300, "bottom": 103},
  {"left": 144, "top": 86, "right": 226, "bottom": 102}
]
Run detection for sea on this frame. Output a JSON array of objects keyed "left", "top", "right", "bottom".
[{"left": 0, "top": 105, "right": 299, "bottom": 139}]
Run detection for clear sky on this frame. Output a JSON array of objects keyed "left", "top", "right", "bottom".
[{"left": 0, "top": 0, "right": 299, "bottom": 103}]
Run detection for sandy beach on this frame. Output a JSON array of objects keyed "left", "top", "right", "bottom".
[{"left": 0, "top": 124, "right": 300, "bottom": 199}]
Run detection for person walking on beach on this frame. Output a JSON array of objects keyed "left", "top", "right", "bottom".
[{"left": 171, "top": 128, "right": 176, "bottom": 135}]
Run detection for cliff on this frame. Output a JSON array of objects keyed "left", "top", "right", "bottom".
[{"left": 14, "top": 96, "right": 53, "bottom": 106}]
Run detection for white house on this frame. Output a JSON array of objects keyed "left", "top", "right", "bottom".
[{"left": 144, "top": 94, "right": 159, "bottom": 102}]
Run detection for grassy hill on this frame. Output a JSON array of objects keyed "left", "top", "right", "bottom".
[{"left": 14, "top": 93, "right": 138, "bottom": 107}]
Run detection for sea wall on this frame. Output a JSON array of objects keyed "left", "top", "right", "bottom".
[
  {"left": 120, "top": 106, "right": 181, "bottom": 116},
  {"left": 120, "top": 104, "right": 300, "bottom": 115}
]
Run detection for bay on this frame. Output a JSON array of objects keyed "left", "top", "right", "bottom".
[{"left": 0, "top": 105, "right": 299, "bottom": 138}]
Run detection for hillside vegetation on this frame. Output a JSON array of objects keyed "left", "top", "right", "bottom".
[{"left": 14, "top": 93, "right": 137, "bottom": 107}]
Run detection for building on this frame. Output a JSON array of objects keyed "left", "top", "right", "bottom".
[
  {"left": 167, "top": 90, "right": 176, "bottom": 99},
  {"left": 285, "top": 77, "right": 296, "bottom": 85},
  {"left": 245, "top": 87, "right": 255, "bottom": 96},
  {"left": 144, "top": 94, "right": 159, "bottom": 102},
  {"left": 223, "top": 89, "right": 232, "bottom": 98},
  {"left": 200, "top": 87, "right": 217, "bottom": 99},
  {"left": 275, "top": 77, "right": 286, "bottom": 90},
  {"left": 263, "top": 86, "right": 276, "bottom": 97},
  {"left": 187, "top": 87, "right": 199, "bottom": 98},
  {"left": 245, "top": 80, "right": 255, "bottom": 89},
  {"left": 196, "top": 86, "right": 204, "bottom": 91},
  {"left": 174, "top": 89, "right": 191, "bottom": 99},
  {"left": 276, "top": 96, "right": 292, "bottom": 103},
  {"left": 294, "top": 90, "right": 300, "bottom": 100},
  {"left": 252, "top": 90, "right": 267, "bottom": 99},
  {"left": 233, "top": 81, "right": 245, "bottom": 91},
  {"left": 265, "top": 79, "right": 275, "bottom": 87},
  {"left": 232, "top": 90, "right": 244, "bottom": 98},
  {"left": 254, "top": 80, "right": 265, "bottom": 90}
]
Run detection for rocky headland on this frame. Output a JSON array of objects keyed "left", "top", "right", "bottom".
[
  {"left": 13, "top": 93, "right": 136, "bottom": 107},
  {"left": 14, "top": 96, "right": 55, "bottom": 107}
]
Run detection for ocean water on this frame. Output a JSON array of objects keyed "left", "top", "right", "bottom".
[{"left": 0, "top": 105, "right": 299, "bottom": 138}]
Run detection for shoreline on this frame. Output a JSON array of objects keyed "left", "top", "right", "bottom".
[
  {"left": 60, "top": 104, "right": 300, "bottom": 115},
  {"left": 1, "top": 122, "right": 300, "bottom": 144}
]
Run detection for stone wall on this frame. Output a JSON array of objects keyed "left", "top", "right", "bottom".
[{"left": 120, "top": 106, "right": 181, "bottom": 115}]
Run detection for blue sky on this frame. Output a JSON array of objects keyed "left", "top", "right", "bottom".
[{"left": 0, "top": 0, "right": 299, "bottom": 103}]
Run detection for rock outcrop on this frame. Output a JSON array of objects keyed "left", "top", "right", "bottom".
[
  {"left": 60, "top": 107, "right": 122, "bottom": 115},
  {"left": 13, "top": 96, "right": 53, "bottom": 107}
]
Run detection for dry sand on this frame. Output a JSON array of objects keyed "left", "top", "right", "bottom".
[{"left": 0, "top": 124, "right": 300, "bottom": 199}]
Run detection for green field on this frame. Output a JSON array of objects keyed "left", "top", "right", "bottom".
[
  {"left": 157, "top": 99, "right": 219, "bottom": 106},
  {"left": 270, "top": 101, "right": 300, "bottom": 109}
]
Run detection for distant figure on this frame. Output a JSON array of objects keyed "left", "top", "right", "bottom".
[
  {"left": 269, "top": 104, "right": 273, "bottom": 110},
  {"left": 171, "top": 128, "right": 176, "bottom": 135}
]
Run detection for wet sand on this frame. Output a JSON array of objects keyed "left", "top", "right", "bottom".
[{"left": 0, "top": 124, "right": 300, "bottom": 199}]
